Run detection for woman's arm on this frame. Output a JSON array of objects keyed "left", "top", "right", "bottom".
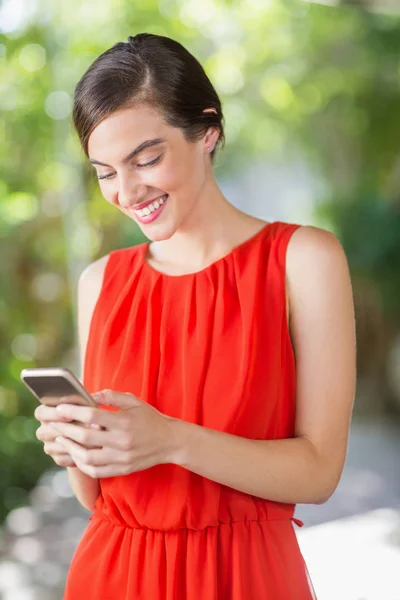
[
  {"left": 65, "top": 254, "right": 110, "bottom": 511},
  {"left": 170, "top": 226, "right": 357, "bottom": 505}
]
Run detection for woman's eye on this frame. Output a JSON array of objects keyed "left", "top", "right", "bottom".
[
  {"left": 137, "top": 155, "right": 162, "bottom": 168},
  {"left": 97, "top": 155, "right": 162, "bottom": 180}
]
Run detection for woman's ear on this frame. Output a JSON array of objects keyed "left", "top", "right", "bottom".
[{"left": 202, "top": 108, "right": 219, "bottom": 154}]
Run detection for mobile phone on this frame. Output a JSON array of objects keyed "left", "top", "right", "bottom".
[{"left": 20, "top": 367, "right": 97, "bottom": 407}]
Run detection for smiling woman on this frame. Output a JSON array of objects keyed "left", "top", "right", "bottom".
[
  {"left": 33, "top": 32, "right": 356, "bottom": 600},
  {"left": 79, "top": 101, "right": 224, "bottom": 244},
  {"left": 72, "top": 33, "right": 226, "bottom": 244}
]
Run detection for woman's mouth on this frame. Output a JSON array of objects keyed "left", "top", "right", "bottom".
[{"left": 131, "top": 194, "right": 169, "bottom": 224}]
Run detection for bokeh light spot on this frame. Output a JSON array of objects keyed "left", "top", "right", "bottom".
[
  {"left": 0, "top": 192, "right": 39, "bottom": 224},
  {"left": 11, "top": 536, "right": 43, "bottom": 564},
  {"left": 11, "top": 334, "right": 38, "bottom": 361},
  {"left": 0, "top": 0, "right": 40, "bottom": 35},
  {"left": 260, "top": 77, "right": 295, "bottom": 110},
  {"left": 7, "top": 416, "right": 33, "bottom": 443},
  {"left": 71, "top": 224, "right": 102, "bottom": 256},
  {"left": 0, "top": 561, "right": 29, "bottom": 591},
  {"left": 6, "top": 506, "right": 41, "bottom": 536},
  {"left": 31, "top": 273, "right": 64, "bottom": 303},
  {"left": 0, "top": 84, "right": 17, "bottom": 111},
  {"left": 44, "top": 91, "right": 72, "bottom": 120},
  {"left": 206, "top": 47, "right": 246, "bottom": 94},
  {"left": 18, "top": 43, "right": 46, "bottom": 72},
  {"left": 179, "top": 0, "right": 217, "bottom": 26}
]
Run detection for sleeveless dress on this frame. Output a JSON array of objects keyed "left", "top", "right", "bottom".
[{"left": 64, "top": 220, "right": 316, "bottom": 599}]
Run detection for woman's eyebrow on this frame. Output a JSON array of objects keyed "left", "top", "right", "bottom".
[{"left": 88, "top": 138, "right": 166, "bottom": 167}]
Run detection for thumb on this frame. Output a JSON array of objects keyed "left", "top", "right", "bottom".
[{"left": 92, "top": 389, "right": 142, "bottom": 410}]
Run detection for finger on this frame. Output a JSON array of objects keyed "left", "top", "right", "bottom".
[
  {"left": 43, "top": 441, "right": 72, "bottom": 455},
  {"left": 36, "top": 424, "right": 62, "bottom": 442},
  {"left": 54, "top": 403, "right": 124, "bottom": 430},
  {"left": 34, "top": 404, "right": 73, "bottom": 423},
  {"left": 50, "top": 421, "right": 134, "bottom": 453},
  {"left": 53, "top": 454, "right": 77, "bottom": 468},
  {"left": 37, "top": 421, "right": 87, "bottom": 442},
  {"left": 43, "top": 442, "right": 76, "bottom": 467},
  {"left": 57, "top": 437, "right": 123, "bottom": 467},
  {"left": 50, "top": 422, "right": 108, "bottom": 448}
]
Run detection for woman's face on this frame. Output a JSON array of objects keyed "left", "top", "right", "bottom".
[{"left": 87, "top": 104, "right": 218, "bottom": 241}]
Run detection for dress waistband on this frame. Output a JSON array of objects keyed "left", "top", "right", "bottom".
[{"left": 88, "top": 502, "right": 304, "bottom": 532}]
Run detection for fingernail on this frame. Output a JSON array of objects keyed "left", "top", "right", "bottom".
[{"left": 56, "top": 437, "right": 64, "bottom": 444}]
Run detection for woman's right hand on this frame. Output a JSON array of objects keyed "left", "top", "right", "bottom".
[{"left": 34, "top": 403, "right": 77, "bottom": 467}]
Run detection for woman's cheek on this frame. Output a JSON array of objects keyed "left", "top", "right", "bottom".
[
  {"left": 152, "top": 164, "right": 182, "bottom": 194},
  {"left": 168, "top": 154, "right": 197, "bottom": 187}
]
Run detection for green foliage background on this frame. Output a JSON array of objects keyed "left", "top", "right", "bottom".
[{"left": 1, "top": 0, "right": 399, "bottom": 523}]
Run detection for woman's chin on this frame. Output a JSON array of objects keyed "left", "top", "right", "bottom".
[{"left": 137, "top": 221, "right": 176, "bottom": 243}]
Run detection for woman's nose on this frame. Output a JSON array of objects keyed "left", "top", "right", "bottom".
[{"left": 117, "top": 178, "right": 146, "bottom": 208}]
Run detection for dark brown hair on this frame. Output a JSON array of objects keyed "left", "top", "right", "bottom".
[{"left": 72, "top": 33, "right": 225, "bottom": 163}]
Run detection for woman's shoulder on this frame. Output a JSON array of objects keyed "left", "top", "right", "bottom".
[
  {"left": 286, "top": 224, "right": 345, "bottom": 266},
  {"left": 79, "top": 243, "right": 144, "bottom": 288},
  {"left": 285, "top": 224, "right": 350, "bottom": 321},
  {"left": 77, "top": 254, "right": 112, "bottom": 335},
  {"left": 79, "top": 252, "right": 111, "bottom": 292}
]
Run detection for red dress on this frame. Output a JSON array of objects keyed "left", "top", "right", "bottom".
[{"left": 64, "top": 221, "right": 316, "bottom": 599}]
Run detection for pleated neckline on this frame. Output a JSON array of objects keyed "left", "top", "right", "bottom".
[{"left": 140, "top": 221, "right": 277, "bottom": 279}]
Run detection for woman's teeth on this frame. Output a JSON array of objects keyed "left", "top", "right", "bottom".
[{"left": 133, "top": 195, "right": 168, "bottom": 217}]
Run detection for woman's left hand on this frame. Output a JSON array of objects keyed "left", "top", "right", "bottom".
[{"left": 50, "top": 390, "right": 180, "bottom": 478}]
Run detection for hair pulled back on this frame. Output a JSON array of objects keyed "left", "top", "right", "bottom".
[{"left": 72, "top": 33, "right": 225, "bottom": 162}]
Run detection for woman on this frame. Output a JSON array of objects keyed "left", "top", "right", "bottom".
[{"left": 34, "top": 33, "right": 356, "bottom": 599}]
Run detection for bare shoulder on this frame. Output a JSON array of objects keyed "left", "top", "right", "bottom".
[
  {"left": 79, "top": 253, "right": 111, "bottom": 288},
  {"left": 77, "top": 253, "right": 111, "bottom": 375},
  {"left": 286, "top": 225, "right": 349, "bottom": 293},
  {"left": 284, "top": 225, "right": 350, "bottom": 326},
  {"left": 287, "top": 224, "right": 348, "bottom": 267},
  {"left": 78, "top": 252, "right": 111, "bottom": 325},
  {"left": 286, "top": 223, "right": 353, "bottom": 322}
]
